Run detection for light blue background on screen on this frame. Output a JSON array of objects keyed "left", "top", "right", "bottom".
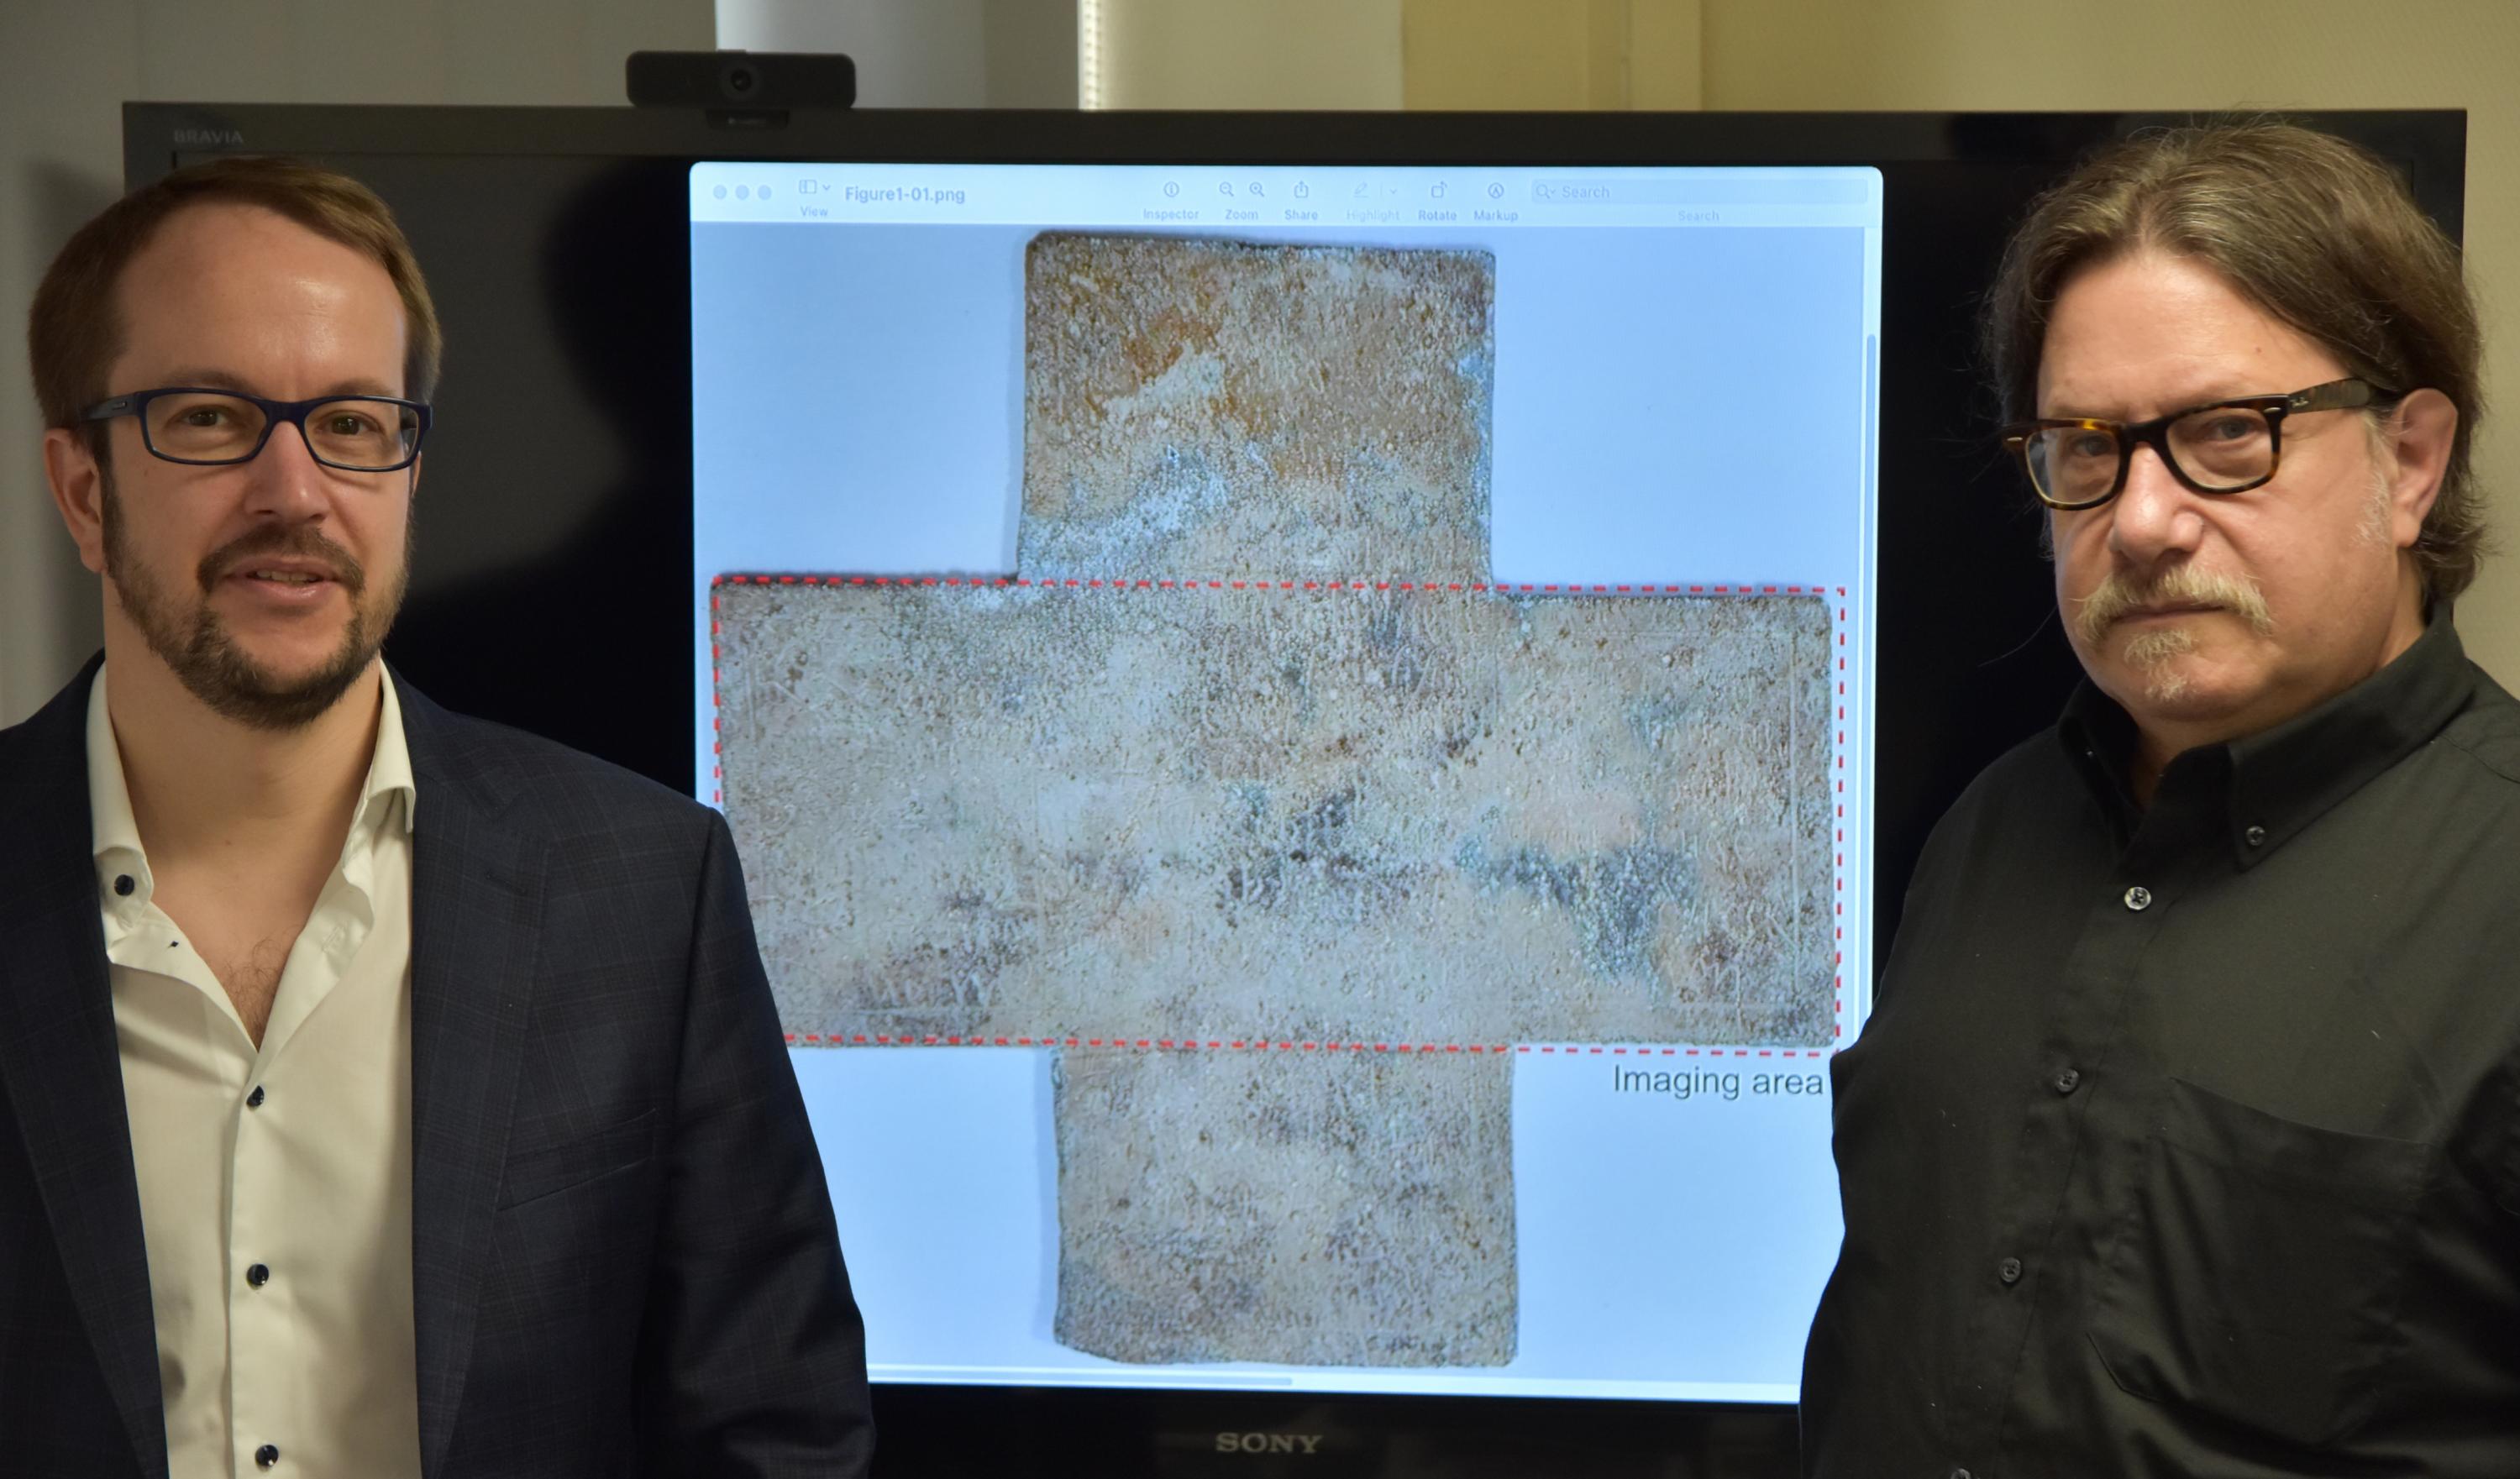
[
  {"left": 693, "top": 200, "right": 1872, "bottom": 1400},
  {"left": 688, "top": 222, "right": 1866, "bottom": 585}
]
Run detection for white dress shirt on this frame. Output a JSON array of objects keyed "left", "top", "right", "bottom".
[{"left": 88, "top": 666, "right": 423, "bottom": 1479}]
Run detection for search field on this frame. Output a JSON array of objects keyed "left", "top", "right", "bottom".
[{"left": 1531, "top": 176, "right": 1873, "bottom": 206}]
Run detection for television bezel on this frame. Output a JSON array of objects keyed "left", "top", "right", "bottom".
[{"left": 120, "top": 100, "right": 2467, "bottom": 1478}]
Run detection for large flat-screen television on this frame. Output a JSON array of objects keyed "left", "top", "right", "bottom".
[{"left": 127, "top": 102, "right": 2465, "bottom": 1477}]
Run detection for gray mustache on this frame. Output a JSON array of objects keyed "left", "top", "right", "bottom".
[{"left": 2071, "top": 565, "right": 2272, "bottom": 647}]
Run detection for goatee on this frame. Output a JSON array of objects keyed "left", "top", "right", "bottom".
[{"left": 100, "top": 475, "right": 407, "bottom": 731}]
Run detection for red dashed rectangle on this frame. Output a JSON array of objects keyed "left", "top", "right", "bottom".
[{"left": 717, "top": 572, "right": 1858, "bottom": 1058}]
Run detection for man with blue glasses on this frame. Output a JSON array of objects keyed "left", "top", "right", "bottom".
[
  {"left": 1, "top": 155, "right": 873, "bottom": 1477},
  {"left": 1802, "top": 119, "right": 2519, "bottom": 1476}
]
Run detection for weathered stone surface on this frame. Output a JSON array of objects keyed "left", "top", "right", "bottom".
[
  {"left": 714, "top": 583, "right": 1832, "bottom": 1048},
  {"left": 717, "top": 231, "right": 1832, "bottom": 1371},
  {"left": 1020, "top": 235, "right": 1493, "bottom": 584},
  {"left": 1052, "top": 1049, "right": 1515, "bottom": 1366}
]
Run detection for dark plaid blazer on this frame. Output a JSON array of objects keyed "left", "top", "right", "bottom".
[{"left": 0, "top": 658, "right": 874, "bottom": 1477}]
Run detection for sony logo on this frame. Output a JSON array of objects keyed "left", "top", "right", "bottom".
[
  {"left": 172, "top": 128, "right": 244, "bottom": 146},
  {"left": 1215, "top": 1431, "right": 1325, "bottom": 1455}
]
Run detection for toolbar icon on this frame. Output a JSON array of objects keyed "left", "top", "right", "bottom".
[
  {"left": 1294, "top": 181, "right": 1310, "bottom": 198},
  {"left": 1164, "top": 181, "right": 1179, "bottom": 197}
]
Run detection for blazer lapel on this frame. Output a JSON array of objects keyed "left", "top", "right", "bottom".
[
  {"left": 399, "top": 679, "right": 548, "bottom": 1477},
  {"left": 0, "top": 660, "right": 169, "bottom": 1477}
]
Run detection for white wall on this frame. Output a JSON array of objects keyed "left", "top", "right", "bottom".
[
  {"left": 714, "top": 0, "right": 1077, "bottom": 108},
  {"left": 0, "top": 0, "right": 714, "bottom": 727},
  {"left": 717, "top": 0, "right": 985, "bottom": 106}
]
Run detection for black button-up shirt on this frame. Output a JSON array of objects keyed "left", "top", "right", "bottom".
[{"left": 1803, "top": 616, "right": 2520, "bottom": 1476}]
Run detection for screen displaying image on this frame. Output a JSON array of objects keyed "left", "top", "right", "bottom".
[{"left": 688, "top": 160, "right": 1881, "bottom": 1403}]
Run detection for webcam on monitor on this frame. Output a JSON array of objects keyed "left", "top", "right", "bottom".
[{"left": 626, "top": 50, "right": 856, "bottom": 115}]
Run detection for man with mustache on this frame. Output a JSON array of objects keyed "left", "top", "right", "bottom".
[
  {"left": 0, "top": 158, "right": 873, "bottom": 1476},
  {"left": 1801, "top": 121, "right": 2520, "bottom": 1474}
]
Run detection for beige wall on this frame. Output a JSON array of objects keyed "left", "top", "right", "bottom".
[
  {"left": 1401, "top": 0, "right": 2520, "bottom": 684},
  {"left": 1094, "top": 0, "right": 1404, "bottom": 109},
  {"left": 0, "top": 0, "right": 712, "bottom": 727},
  {"left": 1404, "top": 0, "right": 1700, "bottom": 110}
]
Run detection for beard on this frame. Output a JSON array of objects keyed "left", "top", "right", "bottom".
[
  {"left": 99, "top": 470, "right": 411, "bottom": 732},
  {"left": 2119, "top": 627, "right": 2199, "bottom": 702},
  {"left": 2068, "top": 564, "right": 2274, "bottom": 710}
]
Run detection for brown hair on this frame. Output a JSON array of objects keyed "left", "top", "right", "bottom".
[
  {"left": 27, "top": 155, "right": 443, "bottom": 459},
  {"left": 1982, "top": 118, "right": 2486, "bottom": 601}
]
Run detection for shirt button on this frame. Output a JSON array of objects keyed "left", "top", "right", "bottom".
[
  {"left": 1998, "top": 1256, "right": 2024, "bottom": 1285},
  {"left": 247, "top": 1085, "right": 265, "bottom": 1109},
  {"left": 2123, "top": 885, "right": 2152, "bottom": 911},
  {"left": 255, "top": 1444, "right": 281, "bottom": 1468},
  {"left": 2053, "top": 1067, "right": 2081, "bottom": 1095},
  {"left": 2244, "top": 824, "right": 2268, "bottom": 847},
  {"left": 246, "top": 1263, "right": 270, "bottom": 1288},
  {"left": 114, "top": 874, "right": 135, "bottom": 897}
]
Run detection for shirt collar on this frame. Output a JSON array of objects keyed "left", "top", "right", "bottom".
[
  {"left": 2057, "top": 613, "right": 2482, "bottom": 868},
  {"left": 87, "top": 664, "right": 420, "bottom": 915},
  {"left": 362, "top": 669, "right": 418, "bottom": 839}
]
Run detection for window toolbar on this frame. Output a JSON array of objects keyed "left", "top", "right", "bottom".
[{"left": 690, "top": 163, "right": 1880, "bottom": 231}]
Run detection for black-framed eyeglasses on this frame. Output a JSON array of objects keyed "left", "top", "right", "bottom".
[
  {"left": 81, "top": 386, "right": 432, "bottom": 474},
  {"left": 1999, "top": 377, "right": 2397, "bottom": 511}
]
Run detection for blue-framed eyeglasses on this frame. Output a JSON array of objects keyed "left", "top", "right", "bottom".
[{"left": 81, "top": 386, "right": 432, "bottom": 474}]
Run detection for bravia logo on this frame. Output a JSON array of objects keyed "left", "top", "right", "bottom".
[
  {"left": 1215, "top": 1432, "right": 1326, "bottom": 1455},
  {"left": 173, "top": 128, "right": 244, "bottom": 146}
]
